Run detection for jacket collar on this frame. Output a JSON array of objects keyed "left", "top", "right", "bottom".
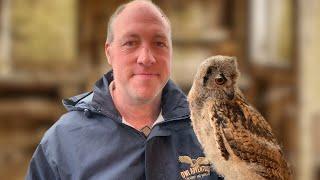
[{"left": 63, "top": 70, "right": 190, "bottom": 122}]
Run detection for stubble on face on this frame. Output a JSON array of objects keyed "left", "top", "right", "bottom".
[{"left": 106, "top": 1, "right": 172, "bottom": 105}]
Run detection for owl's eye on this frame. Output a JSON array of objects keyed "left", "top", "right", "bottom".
[
  {"left": 215, "top": 77, "right": 225, "bottom": 85},
  {"left": 215, "top": 74, "right": 226, "bottom": 85}
]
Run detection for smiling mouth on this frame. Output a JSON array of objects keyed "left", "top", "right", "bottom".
[
  {"left": 133, "top": 73, "right": 159, "bottom": 78},
  {"left": 134, "top": 72, "right": 159, "bottom": 76}
]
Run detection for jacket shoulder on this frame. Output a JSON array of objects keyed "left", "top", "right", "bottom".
[{"left": 40, "top": 110, "right": 95, "bottom": 148}]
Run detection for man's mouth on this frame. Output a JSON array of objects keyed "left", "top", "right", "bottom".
[{"left": 133, "top": 73, "right": 159, "bottom": 78}]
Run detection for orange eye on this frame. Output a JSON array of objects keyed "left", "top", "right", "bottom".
[{"left": 215, "top": 77, "right": 226, "bottom": 85}]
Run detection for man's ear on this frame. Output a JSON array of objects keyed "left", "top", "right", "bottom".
[{"left": 105, "top": 42, "right": 112, "bottom": 65}]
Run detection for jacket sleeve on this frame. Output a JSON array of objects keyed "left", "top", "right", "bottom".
[{"left": 26, "top": 143, "right": 59, "bottom": 180}]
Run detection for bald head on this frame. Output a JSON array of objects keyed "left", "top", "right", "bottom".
[{"left": 106, "top": 0, "right": 171, "bottom": 44}]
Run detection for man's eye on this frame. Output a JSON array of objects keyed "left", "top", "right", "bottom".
[
  {"left": 155, "top": 41, "right": 166, "bottom": 48},
  {"left": 123, "top": 41, "right": 137, "bottom": 47}
]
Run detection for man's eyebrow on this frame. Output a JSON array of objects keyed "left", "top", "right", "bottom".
[
  {"left": 154, "top": 33, "right": 168, "bottom": 40},
  {"left": 121, "top": 33, "right": 139, "bottom": 39}
]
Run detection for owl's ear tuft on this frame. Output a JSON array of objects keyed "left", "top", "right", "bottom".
[
  {"left": 227, "top": 57, "right": 240, "bottom": 80},
  {"left": 228, "top": 57, "right": 238, "bottom": 68}
]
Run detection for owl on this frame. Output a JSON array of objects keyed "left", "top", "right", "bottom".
[{"left": 188, "top": 56, "right": 292, "bottom": 180}]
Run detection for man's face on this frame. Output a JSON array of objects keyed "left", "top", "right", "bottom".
[{"left": 105, "top": 3, "right": 172, "bottom": 104}]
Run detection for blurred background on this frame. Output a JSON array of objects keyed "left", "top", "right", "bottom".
[{"left": 0, "top": 0, "right": 319, "bottom": 179}]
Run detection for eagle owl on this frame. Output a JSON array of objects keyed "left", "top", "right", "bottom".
[{"left": 188, "top": 56, "right": 292, "bottom": 180}]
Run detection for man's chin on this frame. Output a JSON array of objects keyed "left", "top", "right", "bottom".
[{"left": 132, "top": 90, "right": 161, "bottom": 104}]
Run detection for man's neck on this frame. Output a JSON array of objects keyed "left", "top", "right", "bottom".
[{"left": 110, "top": 82, "right": 161, "bottom": 130}]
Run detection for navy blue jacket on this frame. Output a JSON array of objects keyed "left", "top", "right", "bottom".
[{"left": 26, "top": 71, "right": 223, "bottom": 180}]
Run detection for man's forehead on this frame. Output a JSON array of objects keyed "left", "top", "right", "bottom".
[
  {"left": 120, "top": 32, "right": 168, "bottom": 40},
  {"left": 114, "top": 1, "right": 169, "bottom": 29}
]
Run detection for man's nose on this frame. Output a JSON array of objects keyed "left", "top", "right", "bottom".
[{"left": 137, "top": 46, "right": 156, "bottom": 66}]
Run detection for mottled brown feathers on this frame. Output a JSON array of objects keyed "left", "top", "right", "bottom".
[{"left": 188, "top": 55, "right": 292, "bottom": 180}]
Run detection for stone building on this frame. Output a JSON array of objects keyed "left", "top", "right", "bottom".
[{"left": 0, "top": 0, "right": 319, "bottom": 179}]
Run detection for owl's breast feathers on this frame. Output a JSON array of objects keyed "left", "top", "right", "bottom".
[{"left": 210, "top": 92, "right": 292, "bottom": 179}]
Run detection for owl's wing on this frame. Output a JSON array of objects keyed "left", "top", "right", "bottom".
[
  {"left": 223, "top": 125, "right": 291, "bottom": 179},
  {"left": 235, "top": 93, "right": 276, "bottom": 142},
  {"left": 217, "top": 94, "right": 292, "bottom": 179}
]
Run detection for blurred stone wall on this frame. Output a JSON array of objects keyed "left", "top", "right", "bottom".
[
  {"left": 298, "top": 0, "right": 320, "bottom": 179},
  {"left": 11, "top": 0, "right": 77, "bottom": 69},
  {"left": 0, "top": 0, "right": 80, "bottom": 179}
]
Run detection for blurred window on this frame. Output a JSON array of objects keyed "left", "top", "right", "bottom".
[
  {"left": 8, "top": 0, "right": 76, "bottom": 68},
  {"left": 249, "top": 0, "right": 293, "bottom": 67}
]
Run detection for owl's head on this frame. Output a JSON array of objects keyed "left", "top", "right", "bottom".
[{"left": 194, "top": 55, "right": 240, "bottom": 101}]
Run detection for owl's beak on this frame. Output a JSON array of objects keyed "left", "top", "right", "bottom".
[
  {"left": 226, "top": 92, "right": 234, "bottom": 100},
  {"left": 224, "top": 89, "right": 235, "bottom": 100}
]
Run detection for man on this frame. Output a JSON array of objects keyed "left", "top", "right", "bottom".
[{"left": 26, "top": 0, "right": 223, "bottom": 179}]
